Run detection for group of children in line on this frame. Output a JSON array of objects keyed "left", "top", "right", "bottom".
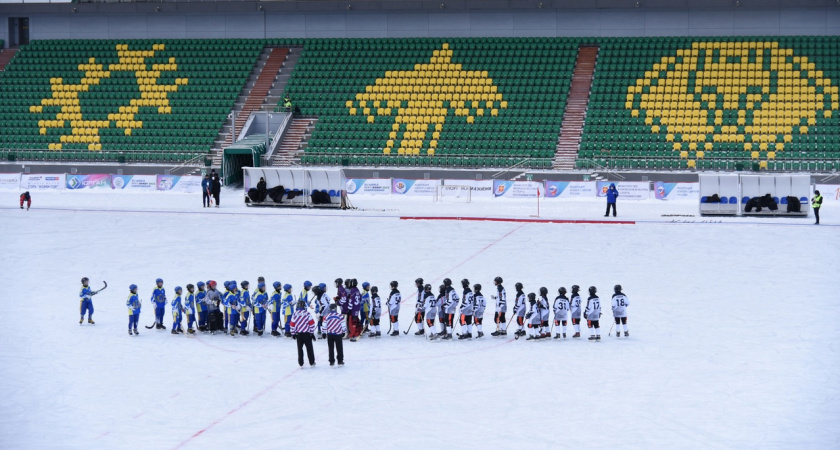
[{"left": 81, "top": 275, "right": 631, "bottom": 342}]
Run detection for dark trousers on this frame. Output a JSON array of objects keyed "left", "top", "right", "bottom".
[
  {"left": 203, "top": 191, "right": 210, "bottom": 207},
  {"left": 213, "top": 192, "right": 220, "bottom": 206},
  {"left": 327, "top": 334, "right": 344, "bottom": 364},
  {"left": 814, "top": 208, "right": 820, "bottom": 224},
  {"left": 296, "top": 332, "right": 315, "bottom": 366},
  {"left": 605, "top": 202, "right": 616, "bottom": 217}
]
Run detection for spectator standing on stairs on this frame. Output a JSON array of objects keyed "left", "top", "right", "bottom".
[{"left": 211, "top": 173, "right": 221, "bottom": 208}]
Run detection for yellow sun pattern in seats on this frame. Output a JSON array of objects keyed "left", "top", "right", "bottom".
[
  {"left": 627, "top": 41, "right": 839, "bottom": 161},
  {"left": 29, "top": 43, "right": 188, "bottom": 151},
  {"left": 347, "top": 43, "right": 507, "bottom": 156}
]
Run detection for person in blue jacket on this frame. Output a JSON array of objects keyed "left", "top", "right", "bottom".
[
  {"left": 252, "top": 282, "right": 268, "bottom": 336},
  {"left": 195, "top": 281, "right": 207, "bottom": 332},
  {"left": 127, "top": 284, "right": 141, "bottom": 335},
  {"left": 171, "top": 286, "right": 184, "bottom": 334},
  {"left": 151, "top": 278, "right": 167, "bottom": 330},
  {"left": 281, "top": 284, "right": 295, "bottom": 337},
  {"left": 605, "top": 183, "right": 619, "bottom": 217},
  {"left": 269, "top": 281, "right": 283, "bottom": 337},
  {"left": 202, "top": 174, "right": 212, "bottom": 207}
]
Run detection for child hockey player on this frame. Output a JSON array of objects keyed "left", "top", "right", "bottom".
[
  {"left": 334, "top": 278, "right": 347, "bottom": 315},
  {"left": 553, "top": 287, "right": 570, "bottom": 339},
  {"left": 171, "top": 286, "right": 184, "bottom": 334},
  {"left": 491, "top": 276, "right": 508, "bottom": 336},
  {"left": 195, "top": 281, "right": 207, "bottom": 332},
  {"left": 205, "top": 281, "right": 223, "bottom": 334},
  {"left": 458, "top": 279, "right": 474, "bottom": 340},
  {"left": 413, "top": 279, "right": 427, "bottom": 336},
  {"left": 151, "top": 278, "right": 167, "bottom": 330},
  {"left": 512, "top": 282, "right": 527, "bottom": 338},
  {"left": 281, "top": 284, "right": 295, "bottom": 337},
  {"left": 473, "top": 283, "right": 486, "bottom": 338},
  {"left": 442, "top": 278, "right": 459, "bottom": 340},
  {"left": 239, "top": 281, "right": 251, "bottom": 336},
  {"left": 221, "top": 281, "right": 232, "bottom": 331},
  {"left": 269, "top": 282, "right": 283, "bottom": 337},
  {"left": 127, "top": 284, "right": 140, "bottom": 335},
  {"left": 427, "top": 285, "right": 444, "bottom": 340},
  {"left": 252, "top": 282, "right": 268, "bottom": 336},
  {"left": 227, "top": 281, "right": 242, "bottom": 336},
  {"left": 538, "top": 287, "right": 550, "bottom": 338},
  {"left": 584, "top": 286, "right": 601, "bottom": 341},
  {"left": 360, "top": 282, "right": 371, "bottom": 333},
  {"left": 79, "top": 277, "right": 95, "bottom": 325},
  {"left": 387, "top": 281, "right": 401, "bottom": 337},
  {"left": 368, "top": 286, "right": 382, "bottom": 337},
  {"left": 347, "top": 279, "right": 362, "bottom": 341},
  {"left": 525, "top": 293, "right": 543, "bottom": 340},
  {"left": 290, "top": 300, "right": 316, "bottom": 367},
  {"left": 324, "top": 304, "right": 346, "bottom": 366},
  {"left": 569, "top": 285, "right": 582, "bottom": 338},
  {"left": 611, "top": 284, "right": 630, "bottom": 337},
  {"left": 299, "top": 281, "right": 313, "bottom": 309},
  {"left": 314, "top": 283, "right": 331, "bottom": 338},
  {"left": 184, "top": 284, "right": 197, "bottom": 334}
]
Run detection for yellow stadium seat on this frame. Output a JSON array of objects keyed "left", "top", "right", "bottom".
[
  {"left": 687, "top": 160, "right": 696, "bottom": 169},
  {"left": 367, "top": 116, "right": 375, "bottom": 124},
  {"left": 751, "top": 151, "right": 759, "bottom": 159},
  {"left": 759, "top": 161, "right": 768, "bottom": 170},
  {"left": 767, "top": 151, "right": 776, "bottom": 160},
  {"left": 696, "top": 151, "right": 705, "bottom": 159},
  {"left": 679, "top": 151, "right": 688, "bottom": 159}
]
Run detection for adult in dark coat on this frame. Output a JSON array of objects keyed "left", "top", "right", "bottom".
[
  {"left": 211, "top": 174, "right": 221, "bottom": 207},
  {"left": 201, "top": 175, "right": 212, "bottom": 207}
]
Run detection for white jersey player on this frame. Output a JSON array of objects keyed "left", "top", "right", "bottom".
[
  {"left": 491, "top": 276, "right": 508, "bottom": 336},
  {"left": 368, "top": 286, "right": 382, "bottom": 338},
  {"left": 524, "top": 293, "right": 542, "bottom": 340},
  {"left": 413, "top": 278, "right": 426, "bottom": 336},
  {"left": 473, "top": 284, "right": 487, "bottom": 338},
  {"left": 442, "top": 280, "right": 459, "bottom": 339},
  {"left": 611, "top": 284, "right": 630, "bottom": 338},
  {"left": 538, "top": 288, "right": 550, "bottom": 338},
  {"left": 458, "top": 279, "right": 474, "bottom": 340},
  {"left": 512, "top": 283, "right": 527, "bottom": 338},
  {"left": 552, "top": 287, "right": 570, "bottom": 339},
  {"left": 584, "top": 286, "right": 602, "bottom": 341},
  {"left": 569, "top": 285, "right": 583, "bottom": 338},
  {"left": 387, "top": 281, "right": 401, "bottom": 337},
  {"left": 427, "top": 285, "right": 445, "bottom": 340}
]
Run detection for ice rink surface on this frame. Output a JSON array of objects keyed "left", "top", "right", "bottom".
[{"left": 1, "top": 189, "right": 838, "bottom": 449}]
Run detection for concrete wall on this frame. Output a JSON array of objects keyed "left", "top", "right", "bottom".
[{"left": 1, "top": 1, "right": 839, "bottom": 43}]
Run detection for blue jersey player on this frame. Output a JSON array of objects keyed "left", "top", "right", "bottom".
[
  {"left": 150, "top": 278, "right": 167, "bottom": 330},
  {"left": 127, "top": 284, "right": 140, "bottom": 335},
  {"left": 79, "top": 277, "right": 95, "bottom": 325}
]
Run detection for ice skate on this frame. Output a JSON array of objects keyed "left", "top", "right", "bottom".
[
  {"left": 79, "top": 318, "right": 83, "bottom": 325},
  {"left": 133, "top": 329, "right": 139, "bottom": 335},
  {"left": 188, "top": 329, "right": 195, "bottom": 335},
  {"left": 477, "top": 331, "right": 484, "bottom": 338},
  {"left": 588, "top": 335, "right": 597, "bottom": 340},
  {"left": 87, "top": 318, "right": 94, "bottom": 325},
  {"left": 414, "top": 329, "right": 425, "bottom": 336},
  {"left": 271, "top": 330, "right": 281, "bottom": 337},
  {"left": 625, "top": 331, "right": 629, "bottom": 337},
  {"left": 572, "top": 332, "right": 580, "bottom": 338},
  {"left": 128, "top": 329, "right": 133, "bottom": 335},
  {"left": 389, "top": 331, "right": 399, "bottom": 337},
  {"left": 526, "top": 334, "right": 538, "bottom": 341},
  {"left": 616, "top": 331, "right": 620, "bottom": 337},
  {"left": 554, "top": 333, "right": 563, "bottom": 339},
  {"left": 171, "top": 329, "right": 178, "bottom": 335}
]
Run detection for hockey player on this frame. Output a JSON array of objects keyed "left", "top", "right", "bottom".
[
  {"left": 228, "top": 281, "right": 241, "bottom": 336},
  {"left": 252, "top": 282, "right": 268, "bottom": 336},
  {"left": 281, "top": 284, "right": 295, "bottom": 337},
  {"left": 538, "top": 287, "right": 550, "bottom": 338},
  {"left": 512, "top": 282, "right": 527, "bottom": 338},
  {"left": 299, "top": 281, "right": 313, "bottom": 309},
  {"left": 584, "top": 286, "right": 602, "bottom": 341},
  {"left": 79, "top": 277, "right": 95, "bottom": 325},
  {"left": 269, "top": 282, "right": 283, "bottom": 337},
  {"left": 413, "top": 278, "right": 426, "bottom": 336},
  {"left": 290, "top": 300, "right": 316, "bottom": 367},
  {"left": 324, "top": 304, "right": 347, "bottom": 366},
  {"left": 441, "top": 278, "right": 459, "bottom": 340},
  {"left": 334, "top": 278, "right": 348, "bottom": 315},
  {"left": 195, "top": 281, "right": 208, "bottom": 332},
  {"left": 184, "top": 284, "right": 197, "bottom": 334},
  {"left": 347, "top": 279, "right": 363, "bottom": 341},
  {"left": 525, "top": 293, "right": 543, "bottom": 340},
  {"left": 360, "top": 282, "right": 371, "bottom": 332},
  {"left": 151, "top": 278, "right": 167, "bottom": 330},
  {"left": 458, "top": 279, "right": 474, "bottom": 340},
  {"left": 127, "top": 284, "right": 140, "bottom": 335},
  {"left": 221, "top": 281, "right": 232, "bottom": 332},
  {"left": 569, "top": 285, "right": 583, "bottom": 338},
  {"left": 473, "top": 284, "right": 486, "bottom": 338},
  {"left": 553, "top": 287, "right": 570, "bottom": 339},
  {"left": 386, "top": 281, "right": 401, "bottom": 337},
  {"left": 238, "top": 281, "right": 252, "bottom": 336},
  {"left": 368, "top": 286, "right": 382, "bottom": 338},
  {"left": 611, "top": 284, "right": 630, "bottom": 337},
  {"left": 491, "top": 276, "right": 508, "bottom": 336},
  {"left": 171, "top": 286, "right": 184, "bottom": 334},
  {"left": 314, "top": 283, "right": 331, "bottom": 338},
  {"left": 426, "top": 285, "right": 444, "bottom": 340}
]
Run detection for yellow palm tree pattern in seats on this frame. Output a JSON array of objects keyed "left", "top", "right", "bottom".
[
  {"left": 346, "top": 43, "right": 507, "bottom": 156},
  {"left": 627, "top": 41, "right": 839, "bottom": 161},
  {"left": 29, "top": 43, "right": 188, "bottom": 151}
]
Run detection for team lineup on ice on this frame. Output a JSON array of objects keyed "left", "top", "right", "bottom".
[{"left": 2, "top": 189, "right": 838, "bottom": 448}]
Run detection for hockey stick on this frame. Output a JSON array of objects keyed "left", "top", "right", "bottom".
[
  {"left": 91, "top": 281, "right": 108, "bottom": 296},
  {"left": 403, "top": 315, "right": 415, "bottom": 335}
]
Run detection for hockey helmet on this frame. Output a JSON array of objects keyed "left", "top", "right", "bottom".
[
  {"left": 539, "top": 287, "right": 548, "bottom": 296},
  {"left": 443, "top": 278, "right": 452, "bottom": 286},
  {"left": 415, "top": 277, "right": 424, "bottom": 285},
  {"left": 494, "top": 276, "right": 503, "bottom": 285},
  {"left": 81, "top": 277, "right": 89, "bottom": 284},
  {"left": 273, "top": 281, "right": 282, "bottom": 290},
  {"left": 174, "top": 286, "right": 183, "bottom": 293},
  {"left": 589, "top": 286, "right": 597, "bottom": 295},
  {"left": 473, "top": 283, "right": 481, "bottom": 292},
  {"left": 461, "top": 278, "right": 470, "bottom": 288},
  {"left": 129, "top": 284, "right": 138, "bottom": 291},
  {"left": 186, "top": 284, "right": 195, "bottom": 292},
  {"left": 371, "top": 286, "right": 379, "bottom": 294},
  {"left": 424, "top": 284, "right": 432, "bottom": 291},
  {"left": 156, "top": 278, "right": 163, "bottom": 284},
  {"left": 515, "top": 282, "right": 523, "bottom": 291},
  {"left": 196, "top": 281, "right": 205, "bottom": 288},
  {"left": 303, "top": 280, "right": 312, "bottom": 289},
  {"left": 241, "top": 280, "right": 249, "bottom": 288},
  {"left": 283, "top": 284, "right": 292, "bottom": 292},
  {"left": 558, "top": 287, "right": 567, "bottom": 295},
  {"left": 614, "top": 284, "right": 622, "bottom": 293},
  {"left": 390, "top": 280, "right": 398, "bottom": 288}
]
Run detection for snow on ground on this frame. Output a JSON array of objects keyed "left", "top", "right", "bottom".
[{"left": 0, "top": 188, "right": 838, "bottom": 449}]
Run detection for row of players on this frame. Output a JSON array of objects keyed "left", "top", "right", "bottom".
[{"left": 103, "top": 276, "right": 631, "bottom": 341}]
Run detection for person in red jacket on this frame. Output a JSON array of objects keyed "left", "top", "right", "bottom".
[{"left": 20, "top": 191, "right": 31, "bottom": 210}]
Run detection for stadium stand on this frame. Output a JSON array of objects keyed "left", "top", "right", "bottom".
[
  {"left": 580, "top": 36, "right": 840, "bottom": 172},
  {"left": 0, "top": 39, "right": 264, "bottom": 164},
  {"left": 280, "top": 37, "right": 579, "bottom": 169}
]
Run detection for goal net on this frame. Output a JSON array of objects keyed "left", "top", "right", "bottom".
[{"left": 434, "top": 185, "right": 471, "bottom": 203}]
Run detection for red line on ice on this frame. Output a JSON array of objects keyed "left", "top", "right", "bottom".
[{"left": 400, "top": 216, "right": 635, "bottom": 225}]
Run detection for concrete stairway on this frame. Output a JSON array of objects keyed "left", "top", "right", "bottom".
[
  {"left": 0, "top": 48, "right": 20, "bottom": 71},
  {"left": 271, "top": 117, "right": 318, "bottom": 166},
  {"left": 553, "top": 45, "right": 599, "bottom": 170}
]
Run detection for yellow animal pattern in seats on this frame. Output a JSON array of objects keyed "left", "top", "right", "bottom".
[
  {"left": 29, "top": 43, "right": 188, "bottom": 151},
  {"left": 347, "top": 43, "right": 507, "bottom": 156},
  {"left": 627, "top": 41, "right": 839, "bottom": 161}
]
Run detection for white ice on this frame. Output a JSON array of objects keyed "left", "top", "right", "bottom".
[{"left": 0, "top": 189, "right": 838, "bottom": 449}]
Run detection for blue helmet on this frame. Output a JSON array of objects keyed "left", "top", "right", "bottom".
[
  {"left": 362, "top": 281, "right": 370, "bottom": 290},
  {"left": 230, "top": 280, "right": 237, "bottom": 288},
  {"left": 303, "top": 280, "right": 312, "bottom": 288},
  {"left": 197, "top": 281, "right": 205, "bottom": 288},
  {"left": 224, "top": 281, "right": 231, "bottom": 289},
  {"left": 156, "top": 278, "right": 163, "bottom": 284},
  {"left": 129, "top": 284, "right": 137, "bottom": 291},
  {"left": 258, "top": 282, "right": 266, "bottom": 289},
  {"left": 174, "top": 286, "right": 182, "bottom": 293},
  {"left": 283, "top": 283, "right": 292, "bottom": 292},
  {"left": 318, "top": 283, "right": 327, "bottom": 290},
  {"left": 273, "top": 281, "right": 282, "bottom": 290}
]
